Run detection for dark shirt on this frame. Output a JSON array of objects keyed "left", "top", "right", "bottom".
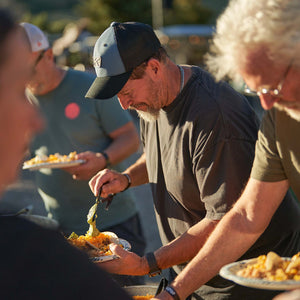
[{"left": 0, "top": 216, "right": 131, "bottom": 300}]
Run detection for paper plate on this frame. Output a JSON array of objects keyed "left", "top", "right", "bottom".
[
  {"left": 23, "top": 159, "right": 85, "bottom": 170},
  {"left": 220, "top": 258, "right": 300, "bottom": 290}
]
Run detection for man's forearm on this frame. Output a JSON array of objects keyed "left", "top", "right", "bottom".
[
  {"left": 104, "top": 122, "right": 140, "bottom": 165},
  {"left": 153, "top": 218, "right": 218, "bottom": 271},
  {"left": 166, "top": 179, "right": 289, "bottom": 300},
  {"left": 123, "top": 153, "right": 149, "bottom": 187},
  {"left": 171, "top": 211, "right": 260, "bottom": 299}
]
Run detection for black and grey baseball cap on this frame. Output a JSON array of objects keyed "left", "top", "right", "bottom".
[{"left": 85, "top": 22, "right": 161, "bottom": 100}]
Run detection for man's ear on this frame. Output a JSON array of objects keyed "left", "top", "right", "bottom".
[
  {"left": 146, "top": 58, "right": 161, "bottom": 80},
  {"left": 44, "top": 48, "right": 54, "bottom": 60}
]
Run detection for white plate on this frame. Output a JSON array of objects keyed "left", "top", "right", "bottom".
[
  {"left": 220, "top": 258, "right": 300, "bottom": 290},
  {"left": 90, "top": 238, "right": 131, "bottom": 263},
  {"left": 23, "top": 159, "right": 85, "bottom": 170},
  {"left": 20, "top": 215, "right": 59, "bottom": 230}
]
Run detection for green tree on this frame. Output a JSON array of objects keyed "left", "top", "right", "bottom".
[
  {"left": 77, "top": 0, "right": 152, "bottom": 35},
  {"left": 77, "top": 0, "right": 212, "bottom": 35},
  {"left": 164, "top": 0, "right": 212, "bottom": 25}
]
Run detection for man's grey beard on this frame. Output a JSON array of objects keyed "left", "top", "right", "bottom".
[
  {"left": 130, "top": 106, "right": 160, "bottom": 122},
  {"left": 274, "top": 102, "right": 300, "bottom": 122}
]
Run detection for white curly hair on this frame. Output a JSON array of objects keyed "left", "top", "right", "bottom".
[{"left": 205, "top": 0, "right": 300, "bottom": 83}]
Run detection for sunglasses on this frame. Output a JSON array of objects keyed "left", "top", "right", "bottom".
[{"left": 34, "top": 49, "right": 47, "bottom": 67}]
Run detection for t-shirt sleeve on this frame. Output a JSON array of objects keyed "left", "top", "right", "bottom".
[
  {"left": 194, "top": 130, "right": 256, "bottom": 220},
  {"left": 251, "top": 110, "right": 287, "bottom": 181},
  {"left": 94, "top": 95, "right": 132, "bottom": 134}
]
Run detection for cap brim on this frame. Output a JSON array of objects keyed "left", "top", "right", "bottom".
[{"left": 85, "top": 71, "right": 132, "bottom": 100}]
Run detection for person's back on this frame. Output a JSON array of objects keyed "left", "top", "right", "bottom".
[{"left": 0, "top": 216, "right": 131, "bottom": 299}]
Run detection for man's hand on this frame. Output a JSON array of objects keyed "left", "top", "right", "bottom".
[
  {"left": 89, "top": 169, "right": 130, "bottom": 198},
  {"left": 64, "top": 151, "right": 106, "bottom": 180},
  {"left": 273, "top": 289, "right": 300, "bottom": 300},
  {"left": 96, "top": 243, "right": 148, "bottom": 276}
]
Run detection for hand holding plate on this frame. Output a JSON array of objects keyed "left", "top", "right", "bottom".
[{"left": 96, "top": 243, "right": 147, "bottom": 276}]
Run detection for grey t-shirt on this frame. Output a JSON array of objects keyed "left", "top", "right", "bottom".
[
  {"left": 141, "top": 67, "right": 300, "bottom": 299},
  {"left": 141, "top": 67, "right": 260, "bottom": 243},
  {"left": 28, "top": 68, "right": 137, "bottom": 235}
]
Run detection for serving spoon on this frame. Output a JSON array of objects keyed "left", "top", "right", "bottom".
[
  {"left": 87, "top": 186, "right": 102, "bottom": 224},
  {"left": 86, "top": 185, "right": 116, "bottom": 236}
]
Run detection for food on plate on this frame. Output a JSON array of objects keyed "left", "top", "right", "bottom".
[
  {"left": 67, "top": 197, "right": 121, "bottom": 258},
  {"left": 237, "top": 251, "right": 300, "bottom": 281},
  {"left": 132, "top": 295, "right": 154, "bottom": 300},
  {"left": 67, "top": 231, "right": 120, "bottom": 258},
  {"left": 67, "top": 192, "right": 124, "bottom": 258},
  {"left": 23, "top": 151, "right": 77, "bottom": 167}
]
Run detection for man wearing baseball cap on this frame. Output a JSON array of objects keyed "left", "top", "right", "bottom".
[{"left": 88, "top": 22, "right": 300, "bottom": 299}]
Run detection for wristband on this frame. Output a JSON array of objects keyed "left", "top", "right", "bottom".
[
  {"left": 145, "top": 252, "right": 161, "bottom": 277},
  {"left": 165, "top": 286, "right": 180, "bottom": 300},
  {"left": 100, "top": 151, "right": 111, "bottom": 168},
  {"left": 122, "top": 173, "right": 131, "bottom": 191}
]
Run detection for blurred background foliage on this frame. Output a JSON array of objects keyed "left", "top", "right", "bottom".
[
  {"left": 2, "top": 0, "right": 228, "bottom": 35},
  {"left": 76, "top": 0, "right": 153, "bottom": 34},
  {"left": 0, "top": 0, "right": 229, "bottom": 68}
]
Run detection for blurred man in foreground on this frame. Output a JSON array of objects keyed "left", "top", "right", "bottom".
[
  {"left": 151, "top": 0, "right": 300, "bottom": 299},
  {"left": 0, "top": 9, "right": 132, "bottom": 299}
]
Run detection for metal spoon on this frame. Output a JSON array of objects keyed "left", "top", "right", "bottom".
[
  {"left": 87, "top": 186, "right": 102, "bottom": 223},
  {"left": 87, "top": 186, "right": 115, "bottom": 225},
  {"left": 85, "top": 240, "right": 101, "bottom": 251}
]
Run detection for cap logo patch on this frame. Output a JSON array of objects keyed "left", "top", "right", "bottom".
[{"left": 94, "top": 57, "right": 102, "bottom": 68}]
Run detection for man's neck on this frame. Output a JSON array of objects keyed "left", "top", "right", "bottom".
[
  {"left": 43, "top": 67, "right": 67, "bottom": 94},
  {"left": 32, "top": 67, "right": 67, "bottom": 96},
  {"left": 164, "top": 62, "right": 192, "bottom": 107}
]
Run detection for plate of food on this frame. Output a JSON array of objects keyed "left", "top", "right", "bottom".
[
  {"left": 67, "top": 197, "right": 131, "bottom": 262},
  {"left": 67, "top": 231, "right": 131, "bottom": 263},
  {"left": 220, "top": 251, "right": 300, "bottom": 290},
  {"left": 23, "top": 151, "right": 85, "bottom": 170}
]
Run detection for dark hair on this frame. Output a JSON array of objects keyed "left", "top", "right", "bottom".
[
  {"left": 0, "top": 9, "right": 16, "bottom": 66},
  {"left": 130, "top": 47, "right": 168, "bottom": 80}
]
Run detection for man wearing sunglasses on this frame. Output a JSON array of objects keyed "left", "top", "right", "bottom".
[{"left": 151, "top": 0, "right": 300, "bottom": 299}]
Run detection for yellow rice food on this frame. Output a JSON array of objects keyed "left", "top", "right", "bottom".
[
  {"left": 24, "top": 151, "right": 77, "bottom": 166},
  {"left": 132, "top": 296, "right": 154, "bottom": 300},
  {"left": 68, "top": 232, "right": 114, "bottom": 257},
  {"left": 237, "top": 251, "right": 300, "bottom": 281}
]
